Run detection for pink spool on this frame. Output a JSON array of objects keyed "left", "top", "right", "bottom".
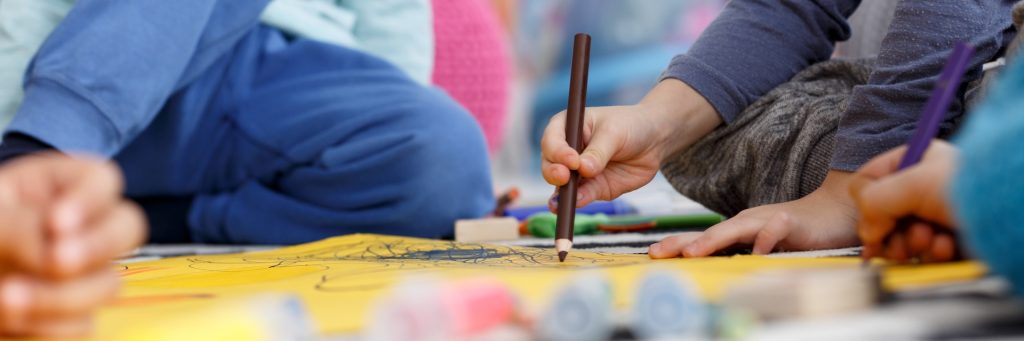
[{"left": 431, "top": 0, "right": 512, "bottom": 154}]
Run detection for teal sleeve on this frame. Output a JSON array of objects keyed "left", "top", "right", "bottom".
[{"left": 951, "top": 55, "right": 1024, "bottom": 296}]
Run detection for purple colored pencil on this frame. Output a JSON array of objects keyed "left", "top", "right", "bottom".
[{"left": 897, "top": 42, "right": 975, "bottom": 170}]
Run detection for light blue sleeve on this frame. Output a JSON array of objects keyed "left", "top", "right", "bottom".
[
  {"left": 260, "top": 0, "right": 434, "bottom": 84},
  {"left": 950, "top": 55, "right": 1024, "bottom": 296},
  {"left": 4, "top": 0, "right": 270, "bottom": 156},
  {"left": 0, "top": 0, "right": 73, "bottom": 131}
]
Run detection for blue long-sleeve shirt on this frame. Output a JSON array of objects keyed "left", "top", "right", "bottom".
[
  {"left": 5, "top": 0, "right": 270, "bottom": 157},
  {"left": 662, "top": 0, "right": 1017, "bottom": 171}
]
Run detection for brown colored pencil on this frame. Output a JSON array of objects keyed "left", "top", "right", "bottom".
[{"left": 555, "top": 33, "right": 590, "bottom": 262}]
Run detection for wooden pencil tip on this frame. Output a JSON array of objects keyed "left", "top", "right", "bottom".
[{"left": 558, "top": 251, "right": 568, "bottom": 262}]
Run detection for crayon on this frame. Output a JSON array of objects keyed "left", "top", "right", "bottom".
[{"left": 492, "top": 187, "right": 520, "bottom": 216}]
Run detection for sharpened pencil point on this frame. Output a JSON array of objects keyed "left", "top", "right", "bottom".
[{"left": 558, "top": 251, "right": 568, "bottom": 262}]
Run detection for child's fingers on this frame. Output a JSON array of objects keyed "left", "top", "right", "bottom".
[
  {"left": 540, "top": 112, "right": 580, "bottom": 169},
  {"left": 682, "top": 218, "right": 759, "bottom": 257},
  {"left": 50, "top": 159, "right": 123, "bottom": 237},
  {"left": 907, "top": 222, "right": 935, "bottom": 258},
  {"left": 48, "top": 202, "right": 146, "bottom": 279},
  {"left": 0, "top": 207, "right": 44, "bottom": 272},
  {"left": 22, "top": 316, "right": 93, "bottom": 339},
  {"left": 577, "top": 128, "right": 618, "bottom": 178},
  {"left": 751, "top": 212, "right": 794, "bottom": 255},
  {"left": 575, "top": 177, "right": 612, "bottom": 208},
  {"left": 861, "top": 242, "right": 883, "bottom": 261},
  {"left": 855, "top": 170, "right": 930, "bottom": 245},
  {"left": 541, "top": 161, "right": 571, "bottom": 187},
  {"left": 1, "top": 269, "right": 118, "bottom": 321},
  {"left": 928, "top": 232, "right": 957, "bottom": 263},
  {"left": 884, "top": 232, "right": 910, "bottom": 264},
  {"left": 648, "top": 232, "right": 702, "bottom": 259},
  {"left": 30, "top": 270, "right": 119, "bottom": 319}
]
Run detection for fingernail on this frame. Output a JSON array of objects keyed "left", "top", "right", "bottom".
[
  {"left": 1, "top": 277, "right": 30, "bottom": 334},
  {"left": 581, "top": 157, "right": 594, "bottom": 173},
  {"left": 576, "top": 191, "right": 589, "bottom": 206},
  {"left": 649, "top": 243, "right": 662, "bottom": 253},
  {"left": 549, "top": 194, "right": 559, "bottom": 208},
  {"left": 54, "top": 202, "right": 82, "bottom": 234}
]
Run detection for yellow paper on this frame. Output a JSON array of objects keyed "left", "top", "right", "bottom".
[{"left": 95, "top": 234, "right": 986, "bottom": 337}]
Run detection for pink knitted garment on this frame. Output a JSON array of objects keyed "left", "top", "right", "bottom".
[{"left": 431, "top": 0, "right": 511, "bottom": 154}]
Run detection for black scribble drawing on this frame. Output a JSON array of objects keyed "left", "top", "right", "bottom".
[{"left": 155, "top": 235, "right": 645, "bottom": 293}]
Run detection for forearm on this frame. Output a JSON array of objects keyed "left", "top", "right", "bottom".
[
  {"left": 639, "top": 79, "right": 721, "bottom": 162},
  {"left": 661, "top": 0, "right": 860, "bottom": 123}
]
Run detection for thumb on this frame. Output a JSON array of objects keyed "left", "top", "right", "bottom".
[{"left": 578, "top": 130, "right": 620, "bottom": 178}]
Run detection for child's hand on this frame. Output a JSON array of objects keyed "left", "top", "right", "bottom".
[
  {"left": 849, "top": 141, "right": 959, "bottom": 263},
  {"left": 0, "top": 153, "right": 146, "bottom": 337},
  {"left": 541, "top": 79, "right": 721, "bottom": 207},
  {"left": 648, "top": 171, "right": 861, "bottom": 258}
]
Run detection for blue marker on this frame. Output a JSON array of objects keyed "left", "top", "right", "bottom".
[
  {"left": 538, "top": 274, "right": 614, "bottom": 341},
  {"left": 504, "top": 199, "right": 636, "bottom": 221},
  {"left": 632, "top": 270, "right": 709, "bottom": 339}
]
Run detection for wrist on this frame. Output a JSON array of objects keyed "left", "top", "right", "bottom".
[
  {"left": 638, "top": 79, "right": 721, "bottom": 162},
  {"left": 818, "top": 170, "right": 856, "bottom": 203}
]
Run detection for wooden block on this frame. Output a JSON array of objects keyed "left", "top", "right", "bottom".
[
  {"left": 722, "top": 266, "right": 881, "bottom": 320},
  {"left": 455, "top": 217, "right": 520, "bottom": 243}
]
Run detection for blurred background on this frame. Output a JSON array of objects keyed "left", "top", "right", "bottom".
[{"left": 438, "top": 0, "right": 725, "bottom": 206}]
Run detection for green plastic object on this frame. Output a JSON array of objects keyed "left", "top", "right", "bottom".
[
  {"left": 526, "top": 212, "right": 607, "bottom": 238},
  {"left": 607, "top": 213, "right": 724, "bottom": 228}
]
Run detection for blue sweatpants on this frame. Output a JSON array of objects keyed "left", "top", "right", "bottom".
[{"left": 114, "top": 26, "right": 494, "bottom": 244}]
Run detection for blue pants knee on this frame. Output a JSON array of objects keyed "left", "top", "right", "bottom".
[{"left": 116, "top": 26, "right": 494, "bottom": 244}]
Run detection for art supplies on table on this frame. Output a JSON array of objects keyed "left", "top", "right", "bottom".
[
  {"left": 100, "top": 234, "right": 988, "bottom": 338},
  {"left": 537, "top": 273, "right": 614, "bottom": 341},
  {"left": 503, "top": 199, "right": 636, "bottom": 221},
  {"left": 365, "top": 277, "right": 524, "bottom": 340},
  {"left": 631, "top": 270, "right": 709, "bottom": 339},
  {"left": 722, "top": 266, "right": 881, "bottom": 320},
  {"left": 524, "top": 212, "right": 724, "bottom": 238},
  {"left": 492, "top": 187, "right": 521, "bottom": 216},
  {"left": 455, "top": 217, "right": 520, "bottom": 242}
]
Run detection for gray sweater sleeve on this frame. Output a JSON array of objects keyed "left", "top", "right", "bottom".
[{"left": 663, "top": 0, "right": 1016, "bottom": 171}]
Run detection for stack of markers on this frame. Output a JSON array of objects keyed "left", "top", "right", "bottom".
[
  {"left": 364, "top": 271, "right": 714, "bottom": 341},
  {"left": 365, "top": 265, "right": 881, "bottom": 340}
]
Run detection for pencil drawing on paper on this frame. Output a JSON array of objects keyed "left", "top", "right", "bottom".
[{"left": 149, "top": 234, "right": 645, "bottom": 292}]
